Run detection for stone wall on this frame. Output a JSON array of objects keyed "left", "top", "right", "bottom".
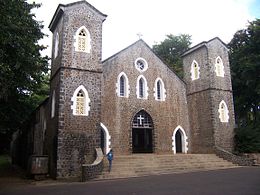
[
  {"left": 102, "top": 40, "right": 191, "bottom": 155},
  {"left": 48, "top": 1, "right": 106, "bottom": 178},
  {"left": 182, "top": 38, "right": 235, "bottom": 153}
]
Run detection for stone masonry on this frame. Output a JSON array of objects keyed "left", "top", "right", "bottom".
[{"left": 18, "top": 0, "right": 236, "bottom": 179}]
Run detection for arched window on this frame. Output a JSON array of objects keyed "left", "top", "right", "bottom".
[
  {"left": 154, "top": 78, "right": 166, "bottom": 101},
  {"left": 54, "top": 33, "right": 59, "bottom": 58},
  {"left": 136, "top": 75, "right": 148, "bottom": 99},
  {"left": 51, "top": 90, "right": 55, "bottom": 118},
  {"left": 120, "top": 76, "right": 125, "bottom": 96},
  {"left": 116, "top": 72, "right": 129, "bottom": 97},
  {"left": 218, "top": 100, "right": 229, "bottom": 123},
  {"left": 74, "top": 26, "right": 91, "bottom": 53},
  {"left": 190, "top": 60, "right": 200, "bottom": 80},
  {"left": 71, "top": 85, "right": 90, "bottom": 116},
  {"left": 215, "top": 56, "right": 224, "bottom": 77},
  {"left": 139, "top": 78, "right": 144, "bottom": 98}
]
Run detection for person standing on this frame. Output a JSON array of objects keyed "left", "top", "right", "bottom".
[{"left": 107, "top": 149, "right": 113, "bottom": 172}]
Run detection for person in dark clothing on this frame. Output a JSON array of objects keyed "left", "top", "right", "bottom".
[{"left": 107, "top": 149, "right": 113, "bottom": 172}]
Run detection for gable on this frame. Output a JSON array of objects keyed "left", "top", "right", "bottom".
[{"left": 102, "top": 39, "right": 186, "bottom": 87}]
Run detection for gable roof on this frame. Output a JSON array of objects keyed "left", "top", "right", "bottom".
[
  {"left": 49, "top": 0, "right": 107, "bottom": 32},
  {"left": 181, "top": 37, "right": 228, "bottom": 57},
  {"left": 102, "top": 39, "right": 185, "bottom": 84}
]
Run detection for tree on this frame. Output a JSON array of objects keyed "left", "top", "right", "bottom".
[
  {"left": 229, "top": 19, "right": 260, "bottom": 124},
  {"left": 229, "top": 19, "right": 260, "bottom": 153},
  {"left": 0, "top": 0, "right": 49, "bottom": 153},
  {"left": 153, "top": 34, "right": 192, "bottom": 77}
]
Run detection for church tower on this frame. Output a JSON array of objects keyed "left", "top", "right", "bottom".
[
  {"left": 48, "top": 1, "right": 107, "bottom": 178},
  {"left": 182, "top": 37, "right": 235, "bottom": 153}
]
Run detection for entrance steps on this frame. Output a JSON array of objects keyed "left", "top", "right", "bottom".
[{"left": 96, "top": 154, "right": 239, "bottom": 180}]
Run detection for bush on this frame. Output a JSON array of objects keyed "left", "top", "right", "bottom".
[{"left": 234, "top": 122, "right": 260, "bottom": 153}]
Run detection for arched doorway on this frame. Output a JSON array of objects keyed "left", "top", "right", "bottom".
[
  {"left": 172, "top": 126, "right": 188, "bottom": 154},
  {"left": 175, "top": 130, "right": 182, "bottom": 153},
  {"left": 100, "top": 123, "right": 111, "bottom": 155},
  {"left": 132, "top": 110, "right": 153, "bottom": 153}
]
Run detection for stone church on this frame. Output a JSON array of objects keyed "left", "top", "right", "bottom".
[{"left": 14, "top": 0, "right": 236, "bottom": 179}]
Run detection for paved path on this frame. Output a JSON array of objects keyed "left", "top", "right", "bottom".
[{"left": 0, "top": 167, "right": 260, "bottom": 195}]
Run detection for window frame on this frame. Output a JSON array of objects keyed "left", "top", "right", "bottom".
[
  {"left": 74, "top": 26, "right": 91, "bottom": 53},
  {"left": 154, "top": 77, "right": 166, "bottom": 101},
  {"left": 116, "top": 72, "right": 130, "bottom": 98},
  {"left": 136, "top": 75, "right": 148, "bottom": 99},
  {"left": 218, "top": 100, "right": 229, "bottom": 123},
  {"left": 215, "top": 56, "right": 225, "bottom": 77},
  {"left": 190, "top": 60, "right": 200, "bottom": 81},
  {"left": 71, "top": 85, "right": 91, "bottom": 116}
]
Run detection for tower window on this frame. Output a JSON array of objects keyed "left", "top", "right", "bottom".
[
  {"left": 71, "top": 85, "right": 90, "bottom": 116},
  {"left": 191, "top": 60, "right": 200, "bottom": 80},
  {"left": 116, "top": 72, "right": 130, "bottom": 98},
  {"left": 218, "top": 100, "right": 229, "bottom": 123},
  {"left": 76, "top": 90, "right": 85, "bottom": 115},
  {"left": 74, "top": 26, "right": 91, "bottom": 53},
  {"left": 215, "top": 56, "right": 225, "bottom": 77}
]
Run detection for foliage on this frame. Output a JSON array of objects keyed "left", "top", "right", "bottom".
[
  {"left": 234, "top": 122, "right": 260, "bottom": 153},
  {"left": 229, "top": 19, "right": 260, "bottom": 124},
  {"left": 229, "top": 18, "right": 260, "bottom": 153},
  {"left": 152, "top": 34, "right": 192, "bottom": 78},
  {"left": 0, "top": 0, "right": 49, "bottom": 152}
]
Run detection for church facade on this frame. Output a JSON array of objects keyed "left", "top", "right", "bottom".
[{"left": 20, "top": 0, "right": 235, "bottom": 179}]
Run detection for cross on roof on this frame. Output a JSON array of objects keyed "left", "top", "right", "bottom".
[{"left": 137, "top": 33, "right": 143, "bottom": 39}]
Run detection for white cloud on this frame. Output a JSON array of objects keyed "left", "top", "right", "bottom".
[{"left": 28, "top": 0, "right": 255, "bottom": 59}]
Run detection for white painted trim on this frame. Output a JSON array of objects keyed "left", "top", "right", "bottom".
[
  {"left": 218, "top": 100, "right": 229, "bottom": 123},
  {"left": 51, "top": 90, "right": 55, "bottom": 118},
  {"left": 71, "top": 85, "right": 91, "bottom": 116},
  {"left": 136, "top": 75, "right": 149, "bottom": 99},
  {"left": 153, "top": 77, "right": 166, "bottom": 101},
  {"left": 116, "top": 72, "right": 130, "bottom": 98},
  {"left": 135, "top": 57, "right": 148, "bottom": 72},
  {"left": 215, "top": 56, "right": 225, "bottom": 77},
  {"left": 190, "top": 60, "right": 200, "bottom": 80},
  {"left": 101, "top": 123, "right": 111, "bottom": 155},
  {"left": 73, "top": 26, "right": 91, "bottom": 53},
  {"left": 54, "top": 32, "right": 59, "bottom": 58},
  {"left": 172, "top": 125, "right": 188, "bottom": 154}
]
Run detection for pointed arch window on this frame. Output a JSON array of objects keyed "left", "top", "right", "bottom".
[
  {"left": 74, "top": 26, "right": 91, "bottom": 53},
  {"left": 218, "top": 100, "right": 229, "bottom": 123},
  {"left": 116, "top": 72, "right": 130, "bottom": 97},
  {"left": 71, "top": 85, "right": 90, "bottom": 116},
  {"left": 154, "top": 78, "right": 166, "bottom": 101},
  {"left": 215, "top": 56, "right": 225, "bottom": 77},
  {"left": 136, "top": 75, "right": 148, "bottom": 99},
  {"left": 54, "top": 33, "right": 59, "bottom": 58},
  {"left": 190, "top": 60, "right": 200, "bottom": 80}
]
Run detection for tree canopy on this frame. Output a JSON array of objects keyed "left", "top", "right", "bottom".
[
  {"left": 0, "top": 0, "right": 49, "bottom": 153},
  {"left": 152, "top": 34, "right": 192, "bottom": 78},
  {"left": 229, "top": 19, "right": 260, "bottom": 124},
  {"left": 229, "top": 19, "right": 260, "bottom": 152}
]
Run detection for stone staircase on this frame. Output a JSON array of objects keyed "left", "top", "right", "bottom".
[{"left": 96, "top": 154, "right": 238, "bottom": 180}]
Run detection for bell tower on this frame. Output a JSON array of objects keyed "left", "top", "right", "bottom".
[
  {"left": 182, "top": 37, "right": 235, "bottom": 153},
  {"left": 48, "top": 1, "right": 107, "bottom": 178}
]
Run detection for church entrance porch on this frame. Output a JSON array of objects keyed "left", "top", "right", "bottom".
[{"left": 132, "top": 110, "right": 154, "bottom": 153}]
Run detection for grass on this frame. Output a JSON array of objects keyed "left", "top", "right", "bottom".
[{"left": 0, "top": 155, "right": 11, "bottom": 176}]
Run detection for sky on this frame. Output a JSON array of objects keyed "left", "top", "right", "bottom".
[{"left": 28, "top": 0, "right": 260, "bottom": 60}]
